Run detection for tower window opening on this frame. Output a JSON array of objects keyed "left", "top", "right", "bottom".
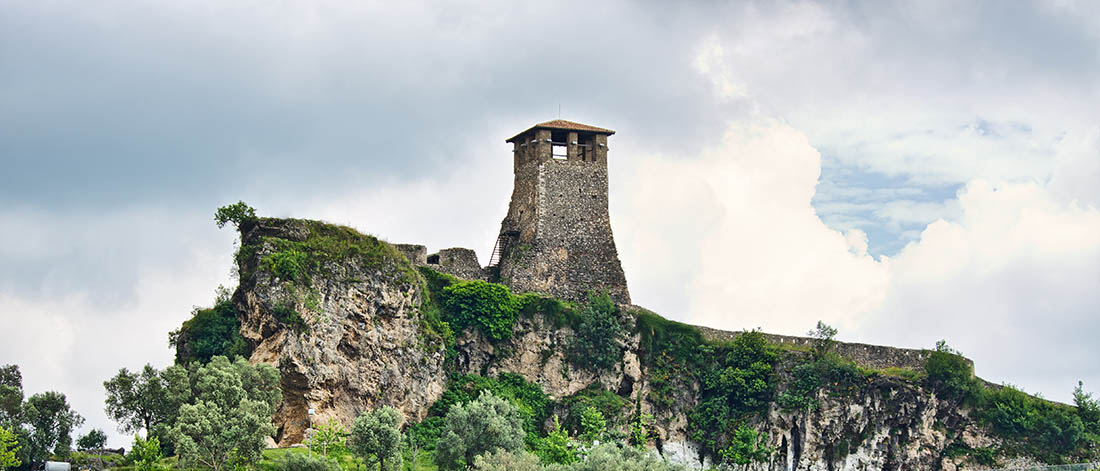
[{"left": 551, "top": 144, "right": 568, "bottom": 160}]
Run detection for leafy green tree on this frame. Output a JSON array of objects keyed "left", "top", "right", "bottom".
[
  {"left": 76, "top": 429, "right": 107, "bottom": 451},
  {"left": 0, "top": 426, "right": 20, "bottom": 471},
  {"left": 23, "top": 391, "right": 83, "bottom": 463},
  {"left": 0, "top": 366, "right": 22, "bottom": 427},
  {"left": 312, "top": 418, "right": 347, "bottom": 458},
  {"left": 435, "top": 391, "right": 524, "bottom": 471},
  {"left": 532, "top": 417, "right": 575, "bottom": 465},
  {"left": 1073, "top": 381, "right": 1100, "bottom": 437},
  {"left": 568, "top": 293, "right": 624, "bottom": 372},
  {"left": 276, "top": 453, "right": 339, "bottom": 471},
  {"left": 168, "top": 356, "right": 281, "bottom": 471},
  {"left": 104, "top": 365, "right": 175, "bottom": 436},
  {"left": 719, "top": 425, "right": 772, "bottom": 465},
  {"left": 628, "top": 412, "right": 655, "bottom": 447},
  {"left": 348, "top": 407, "right": 404, "bottom": 471},
  {"left": 214, "top": 202, "right": 257, "bottom": 230},
  {"left": 807, "top": 321, "right": 838, "bottom": 359},
  {"left": 578, "top": 407, "right": 605, "bottom": 443},
  {"left": 472, "top": 449, "right": 540, "bottom": 471},
  {"left": 127, "top": 435, "right": 162, "bottom": 471}
]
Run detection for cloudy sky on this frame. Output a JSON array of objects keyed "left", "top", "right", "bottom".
[{"left": 2, "top": 0, "right": 1099, "bottom": 447}]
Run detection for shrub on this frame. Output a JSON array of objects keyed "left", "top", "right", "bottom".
[
  {"left": 126, "top": 435, "right": 161, "bottom": 471},
  {"left": 442, "top": 280, "right": 520, "bottom": 341},
  {"left": 472, "top": 449, "right": 541, "bottom": 471},
  {"left": 567, "top": 292, "right": 624, "bottom": 372},
  {"left": 982, "top": 385, "right": 1086, "bottom": 463},
  {"left": 169, "top": 294, "right": 251, "bottom": 365},
  {"left": 559, "top": 442, "right": 686, "bottom": 471},
  {"left": 560, "top": 386, "right": 628, "bottom": 436},
  {"left": 275, "top": 453, "right": 339, "bottom": 471},
  {"left": 924, "top": 341, "right": 979, "bottom": 404},
  {"left": 719, "top": 425, "right": 772, "bottom": 466},
  {"left": 531, "top": 417, "right": 576, "bottom": 465},
  {"left": 261, "top": 249, "right": 310, "bottom": 283},
  {"left": 687, "top": 331, "right": 778, "bottom": 460}
]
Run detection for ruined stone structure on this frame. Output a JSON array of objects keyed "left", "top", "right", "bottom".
[{"left": 493, "top": 120, "right": 631, "bottom": 304}]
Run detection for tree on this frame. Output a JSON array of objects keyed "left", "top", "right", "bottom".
[
  {"left": 0, "top": 426, "right": 20, "bottom": 471},
  {"left": 568, "top": 292, "right": 625, "bottom": 372},
  {"left": 807, "top": 321, "right": 838, "bottom": 359},
  {"left": 312, "top": 418, "right": 347, "bottom": 458},
  {"left": 0, "top": 366, "right": 22, "bottom": 428},
  {"left": 76, "top": 429, "right": 107, "bottom": 451},
  {"left": 434, "top": 391, "right": 524, "bottom": 471},
  {"left": 104, "top": 365, "right": 175, "bottom": 436},
  {"left": 127, "top": 435, "right": 162, "bottom": 471},
  {"left": 532, "top": 417, "right": 575, "bottom": 465},
  {"left": 214, "top": 202, "right": 257, "bottom": 230},
  {"left": 168, "top": 356, "right": 281, "bottom": 471},
  {"left": 348, "top": 407, "right": 403, "bottom": 471},
  {"left": 1073, "top": 381, "right": 1100, "bottom": 436},
  {"left": 719, "top": 425, "right": 772, "bottom": 466},
  {"left": 23, "top": 391, "right": 83, "bottom": 463},
  {"left": 579, "top": 407, "right": 605, "bottom": 443}
]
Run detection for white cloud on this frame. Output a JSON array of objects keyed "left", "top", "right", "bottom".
[
  {"left": 618, "top": 118, "right": 890, "bottom": 334},
  {"left": 618, "top": 113, "right": 1100, "bottom": 403}
]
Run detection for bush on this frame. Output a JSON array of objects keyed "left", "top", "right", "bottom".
[
  {"left": 556, "top": 442, "right": 686, "bottom": 471},
  {"left": 560, "top": 386, "right": 628, "bottom": 437},
  {"left": 567, "top": 293, "right": 624, "bottom": 372},
  {"left": 422, "top": 374, "right": 550, "bottom": 447},
  {"left": 982, "top": 385, "right": 1086, "bottom": 463},
  {"left": 262, "top": 249, "right": 310, "bottom": 283},
  {"left": 169, "top": 295, "right": 251, "bottom": 365},
  {"left": 530, "top": 418, "right": 576, "bottom": 465},
  {"left": 442, "top": 281, "right": 520, "bottom": 341},
  {"left": 688, "top": 331, "right": 778, "bottom": 461},
  {"left": 275, "top": 453, "right": 339, "bottom": 471},
  {"left": 473, "top": 449, "right": 541, "bottom": 471},
  {"left": 924, "top": 341, "right": 979, "bottom": 404},
  {"left": 126, "top": 435, "right": 162, "bottom": 471}
]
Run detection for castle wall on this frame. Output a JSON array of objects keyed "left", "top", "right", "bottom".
[{"left": 695, "top": 325, "right": 945, "bottom": 371}]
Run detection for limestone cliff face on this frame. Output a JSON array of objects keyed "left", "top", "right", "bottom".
[
  {"left": 234, "top": 218, "right": 448, "bottom": 445},
  {"left": 232, "top": 219, "right": 1020, "bottom": 469}
]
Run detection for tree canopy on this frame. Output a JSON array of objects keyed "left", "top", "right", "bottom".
[
  {"left": 349, "top": 407, "right": 403, "bottom": 471},
  {"left": 435, "top": 391, "right": 525, "bottom": 471},
  {"left": 167, "top": 356, "right": 281, "bottom": 471},
  {"left": 23, "top": 392, "right": 83, "bottom": 463}
]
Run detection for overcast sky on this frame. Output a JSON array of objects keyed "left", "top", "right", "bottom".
[{"left": 2, "top": 0, "right": 1099, "bottom": 448}]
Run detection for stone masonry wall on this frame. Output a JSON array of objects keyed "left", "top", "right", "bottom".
[
  {"left": 498, "top": 159, "right": 630, "bottom": 304},
  {"left": 695, "top": 325, "right": 943, "bottom": 371}
]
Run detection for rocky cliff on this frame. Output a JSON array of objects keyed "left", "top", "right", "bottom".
[{"left": 208, "top": 217, "right": 1091, "bottom": 470}]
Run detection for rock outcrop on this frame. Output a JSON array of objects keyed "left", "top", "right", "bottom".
[{"left": 226, "top": 217, "right": 1059, "bottom": 470}]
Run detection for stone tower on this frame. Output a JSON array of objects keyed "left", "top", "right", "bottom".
[{"left": 492, "top": 120, "right": 630, "bottom": 304}]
